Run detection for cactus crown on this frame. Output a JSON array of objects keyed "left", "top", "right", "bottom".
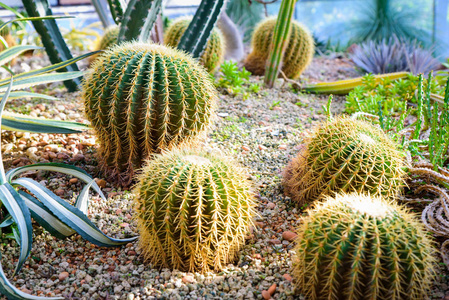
[
  {"left": 164, "top": 16, "right": 225, "bottom": 73},
  {"left": 134, "top": 148, "right": 256, "bottom": 273},
  {"left": 82, "top": 42, "right": 217, "bottom": 184},
  {"left": 283, "top": 117, "right": 406, "bottom": 205},
  {"left": 293, "top": 193, "right": 436, "bottom": 300},
  {"left": 244, "top": 17, "right": 314, "bottom": 79}
]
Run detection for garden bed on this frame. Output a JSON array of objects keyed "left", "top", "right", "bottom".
[{"left": 0, "top": 54, "right": 447, "bottom": 300}]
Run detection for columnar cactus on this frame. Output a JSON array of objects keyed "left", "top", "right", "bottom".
[
  {"left": 293, "top": 193, "right": 436, "bottom": 300},
  {"left": 282, "top": 117, "right": 405, "bottom": 205},
  {"left": 82, "top": 42, "right": 217, "bottom": 184},
  {"left": 165, "top": 17, "right": 225, "bottom": 73},
  {"left": 244, "top": 17, "right": 314, "bottom": 79},
  {"left": 133, "top": 148, "right": 256, "bottom": 273}
]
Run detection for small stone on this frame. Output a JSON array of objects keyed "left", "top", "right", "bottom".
[
  {"left": 268, "top": 239, "right": 281, "bottom": 245},
  {"left": 262, "top": 290, "right": 271, "bottom": 300},
  {"left": 58, "top": 272, "right": 69, "bottom": 281},
  {"left": 120, "top": 223, "right": 129, "bottom": 227},
  {"left": 127, "top": 294, "right": 135, "bottom": 300},
  {"left": 258, "top": 145, "right": 267, "bottom": 151},
  {"left": 182, "top": 275, "right": 195, "bottom": 284},
  {"left": 267, "top": 202, "right": 276, "bottom": 209},
  {"left": 44, "top": 144, "right": 59, "bottom": 152},
  {"left": 69, "top": 178, "right": 78, "bottom": 184},
  {"left": 279, "top": 144, "right": 287, "bottom": 150},
  {"left": 21, "top": 288, "right": 32, "bottom": 294},
  {"left": 55, "top": 189, "right": 65, "bottom": 196},
  {"left": 283, "top": 274, "right": 292, "bottom": 282},
  {"left": 282, "top": 231, "right": 298, "bottom": 242},
  {"left": 268, "top": 284, "right": 276, "bottom": 295},
  {"left": 70, "top": 153, "right": 85, "bottom": 162},
  {"left": 242, "top": 145, "right": 250, "bottom": 151},
  {"left": 95, "top": 178, "right": 107, "bottom": 188}
]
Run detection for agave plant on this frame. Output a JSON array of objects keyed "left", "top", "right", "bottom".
[
  {"left": 0, "top": 78, "right": 137, "bottom": 299},
  {"left": 351, "top": 36, "right": 440, "bottom": 75},
  {"left": 0, "top": 19, "right": 90, "bottom": 134}
]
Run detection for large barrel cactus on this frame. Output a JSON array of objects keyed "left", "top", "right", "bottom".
[
  {"left": 293, "top": 193, "right": 436, "bottom": 300},
  {"left": 164, "top": 17, "right": 225, "bottom": 73},
  {"left": 282, "top": 117, "right": 405, "bottom": 205},
  {"left": 133, "top": 148, "right": 256, "bottom": 273},
  {"left": 82, "top": 42, "right": 217, "bottom": 184},
  {"left": 244, "top": 17, "right": 314, "bottom": 79}
]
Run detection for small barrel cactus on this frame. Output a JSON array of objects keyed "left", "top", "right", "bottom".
[
  {"left": 164, "top": 17, "right": 225, "bottom": 73},
  {"left": 133, "top": 148, "right": 256, "bottom": 273},
  {"left": 82, "top": 42, "right": 217, "bottom": 184},
  {"left": 89, "top": 25, "right": 119, "bottom": 64},
  {"left": 293, "top": 193, "right": 436, "bottom": 300},
  {"left": 244, "top": 17, "right": 314, "bottom": 79},
  {"left": 283, "top": 117, "right": 405, "bottom": 205}
]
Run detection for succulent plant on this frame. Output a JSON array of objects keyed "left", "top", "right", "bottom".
[
  {"left": 82, "top": 42, "right": 217, "bottom": 184},
  {"left": 165, "top": 17, "right": 224, "bottom": 73},
  {"left": 293, "top": 193, "right": 436, "bottom": 300},
  {"left": 133, "top": 148, "right": 256, "bottom": 273},
  {"left": 244, "top": 17, "right": 314, "bottom": 79},
  {"left": 283, "top": 117, "right": 405, "bottom": 205}
]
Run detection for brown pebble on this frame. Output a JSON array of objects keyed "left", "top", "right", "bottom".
[
  {"left": 283, "top": 273, "right": 292, "bottom": 282},
  {"left": 242, "top": 145, "right": 250, "bottom": 151},
  {"left": 21, "top": 288, "right": 32, "bottom": 294},
  {"left": 267, "top": 202, "right": 276, "bottom": 209},
  {"left": 282, "top": 231, "right": 298, "bottom": 242},
  {"left": 128, "top": 250, "right": 136, "bottom": 256},
  {"left": 58, "top": 271, "right": 69, "bottom": 281},
  {"left": 70, "top": 153, "right": 85, "bottom": 162},
  {"left": 255, "top": 221, "right": 265, "bottom": 228},
  {"left": 279, "top": 144, "right": 287, "bottom": 150},
  {"left": 120, "top": 223, "right": 129, "bottom": 227},
  {"left": 12, "top": 158, "right": 21, "bottom": 165},
  {"left": 95, "top": 178, "right": 107, "bottom": 188},
  {"left": 69, "top": 178, "right": 78, "bottom": 184},
  {"left": 268, "top": 239, "right": 281, "bottom": 245},
  {"left": 268, "top": 283, "right": 276, "bottom": 295},
  {"left": 262, "top": 290, "right": 271, "bottom": 300},
  {"left": 182, "top": 275, "right": 195, "bottom": 284},
  {"left": 254, "top": 253, "right": 262, "bottom": 259},
  {"left": 55, "top": 189, "right": 65, "bottom": 196},
  {"left": 258, "top": 145, "right": 267, "bottom": 150}
]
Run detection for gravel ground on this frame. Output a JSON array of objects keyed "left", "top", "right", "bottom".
[{"left": 0, "top": 53, "right": 447, "bottom": 300}]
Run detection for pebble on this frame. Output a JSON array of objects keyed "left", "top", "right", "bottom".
[
  {"left": 279, "top": 144, "right": 287, "bottom": 150},
  {"left": 69, "top": 178, "right": 78, "bottom": 184},
  {"left": 268, "top": 284, "right": 277, "bottom": 295},
  {"left": 283, "top": 274, "right": 293, "bottom": 282},
  {"left": 95, "top": 178, "right": 107, "bottom": 188},
  {"left": 242, "top": 145, "right": 250, "bottom": 151},
  {"left": 267, "top": 202, "right": 276, "bottom": 209},
  {"left": 262, "top": 290, "right": 271, "bottom": 300},
  {"left": 182, "top": 275, "right": 195, "bottom": 284},
  {"left": 282, "top": 231, "right": 298, "bottom": 242},
  {"left": 58, "top": 272, "right": 69, "bottom": 281}
]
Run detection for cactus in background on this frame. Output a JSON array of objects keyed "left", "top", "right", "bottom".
[
  {"left": 177, "top": 0, "right": 225, "bottom": 58},
  {"left": 244, "top": 16, "right": 314, "bottom": 82},
  {"left": 293, "top": 193, "right": 436, "bottom": 300},
  {"left": 283, "top": 117, "right": 405, "bottom": 205},
  {"left": 89, "top": 25, "right": 119, "bottom": 64},
  {"left": 165, "top": 17, "right": 224, "bottom": 73},
  {"left": 0, "top": 20, "right": 16, "bottom": 52},
  {"left": 134, "top": 148, "right": 256, "bottom": 273},
  {"left": 82, "top": 42, "right": 217, "bottom": 185}
]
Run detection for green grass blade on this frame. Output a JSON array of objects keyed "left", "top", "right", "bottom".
[
  {"left": 4, "top": 91, "right": 57, "bottom": 101},
  {"left": 0, "top": 71, "right": 85, "bottom": 92},
  {"left": 0, "top": 45, "right": 43, "bottom": 66}
]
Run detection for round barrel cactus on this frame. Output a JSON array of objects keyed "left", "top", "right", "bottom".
[
  {"left": 82, "top": 42, "right": 217, "bottom": 184},
  {"left": 293, "top": 193, "right": 436, "bottom": 300},
  {"left": 282, "top": 117, "right": 405, "bottom": 205},
  {"left": 134, "top": 148, "right": 256, "bottom": 273},
  {"left": 164, "top": 17, "right": 224, "bottom": 73},
  {"left": 244, "top": 17, "right": 314, "bottom": 79}
]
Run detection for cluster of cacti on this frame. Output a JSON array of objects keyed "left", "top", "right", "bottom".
[
  {"left": 82, "top": 42, "right": 217, "bottom": 184},
  {"left": 293, "top": 193, "right": 436, "bottom": 300},
  {"left": 133, "top": 148, "right": 255, "bottom": 273},
  {"left": 165, "top": 17, "right": 225, "bottom": 73},
  {"left": 283, "top": 117, "right": 405, "bottom": 205},
  {"left": 244, "top": 17, "right": 314, "bottom": 79}
]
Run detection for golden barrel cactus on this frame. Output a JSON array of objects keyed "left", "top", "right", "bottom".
[{"left": 133, "top": 148, "right": 256, "bottom": 273}]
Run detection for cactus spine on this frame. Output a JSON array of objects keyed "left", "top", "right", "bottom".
[
  {"left": 293, "top": 193, "right": 436, "bottom": 300},
  {"left": 165, "top": 17, "right": 225, "bottom": 73},
  {"left": 283, "top": 117, "right": 405, "bottom": 205},
  {"left": 244, "top": 17, "right": 314, "bottom": 79},
  {"left": 82, "top": 42, "right": 217, "bottom": 184},
  {"left": 134, "top": 148, "right": 256, "bottom": 273}
]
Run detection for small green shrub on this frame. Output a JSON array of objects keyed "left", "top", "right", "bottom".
[{"left": 216, "top": 61, "right": 261, "bottom": 99}]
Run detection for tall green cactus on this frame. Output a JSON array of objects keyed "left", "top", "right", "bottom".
[
  {"left": 82, "top": 42, "right": 217, "bottom": 185},
  {"left": 21, "top": 0, "right": 80, "bottom": 92},
  {"left": 165, "top": 17, "right": 224, "bottom": 73},
  {"left": 177, "top": 0, "right": 225, "bottom": 58},
  {"left": 134, "top": 148, "right": 256, "bottom": 273},
  {"left": 293, "top": 193, "right": 436, "bottom": 300},
  {"left": 283, "top": 117, "right": 406, "bottom": 205},
  {"left": 264, "top": 0, "right": 296, "bottom": 88}
]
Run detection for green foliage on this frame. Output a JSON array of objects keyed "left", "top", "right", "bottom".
[
  {"left": 215, "top": 61, "right": 260, "bottom": 99},
  {"left": 293, "top": 193, "right": 436, "bottom": 300},
  {"left": 244, "top": 17, "right": 314, "bottom": 80},
  {"left": 165, "top": 17, "right": 224, "bottom": 73},
  {"left": 225, "top": 0, "right": 264, "bottom": 42},
  {"left": 282, "top": 117, "right": 406, "bottom": 205},
  {"left": 82, "top": 42, "right": 217, "bottom": 185},
  {"left": 134, "top": 148, "right": 255, "bottom": 273}
]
